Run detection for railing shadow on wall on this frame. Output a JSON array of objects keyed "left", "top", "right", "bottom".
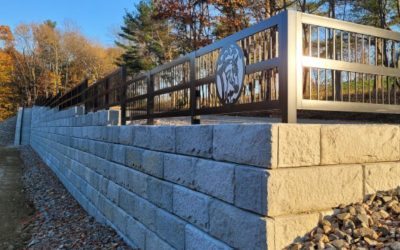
[{"left": 35, "top": 10, "right": 400, "bottom": 125}]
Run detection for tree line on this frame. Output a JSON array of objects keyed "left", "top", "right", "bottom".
[
  {"left": 116, "top": 0, "right": 400, "bottom": 73},
  {"left": 0, "top": 22, "right": 122, "bottom": 120}
]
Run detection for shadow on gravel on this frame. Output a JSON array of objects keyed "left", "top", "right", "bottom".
[{"left": 0, "top": 147, "right": 35, "bottom": 250}]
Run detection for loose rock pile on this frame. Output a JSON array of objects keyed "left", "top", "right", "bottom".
[
  {"left": 19, "top": 146, "right": 132, "bottom": 250},
  {"left": 286, "top": 187, "right": 400, "bottom": 250}
]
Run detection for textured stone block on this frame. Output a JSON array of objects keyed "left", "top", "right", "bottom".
[
  {"left": 142, "top": 150, "right": 164, "bottom": 178},
  {"left": 176, "top": 125, "right": 213, "bottom": 158},
  {"left": 155, "top": 208, "right": 186, "bottom": 250},
  {"left": 173, "top": 186, "right": 209, "bottom": 230},
  {"left": 194, "top": 159, "right": 235, "bottom": 203},
  {"left": 321, "top": 125, "right": 400, "bottom": 164},
  {"left": 146, "top": 230, "right": 175, "bottom": 250},
  {"left": 270, "top": 211, "right": 331, "bottom": 250},
  {"left": 149, "top": 126, "right": 176, "bottom": 152},
  {"left": 147, "top": 177, "right": 173, "bottom": 211},
  {"left": 209, "top": 199, "right": 267, "bottom": 250},
  {"left": 235, "top": 165, "right": 268, "bottom": 215},
  {"left": 111, "top": 144, "right": 126, "bottom": 165},
  {"left": 118, "top": 187, "right": 137, "bottom": 217},
  {"left": 125, "top": 146, "right": 143, "bottom": 169},
  {"left": 364, "top": 162, "right": 400, "bottom": 194},
  {"left": 113, "top": 163, "right": 128, "bottom": 187},
  {"left": 267, "top": 165, "right": 363, "bottom": 216},
  {"left": 126, "top": 168, "right": 147, "bottom": 198},
  {"left": 113, "top": 206, "right": 128, "bottom": 234},
  {"left": 106, "top": 180, "right": 120, "bottom": 204},
  {"left": 119, "top": 125, "right": 135, "bottom": 145},
  {"left": 134, "top": 126, "right": 150, "bottom": 148},
  {"left": 185, "top": 225, "right": 232, "bottom": 250},
  {"left": 213, "top": 124, "right": 277, "bottom": 168},
  {"left": 126, "top": 216, "right": 146, "bottom": 249},
  {"left": 98, "top": 194, "right": 114, "bottom": 221},
  {"left": 164, "top": 154, "right": 194, "bottom": 188},
  {"left": 278, "top": 124, "right": 321, "bottom": 167},
  {"left": 108, "top": 126, "right": 120, "bottom": 143},
  {"left": 134, "top": 197, "right": 157, "bottom": 231}
]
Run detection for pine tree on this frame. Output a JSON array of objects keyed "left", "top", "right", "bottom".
[{"left": 116, "top": 0, "right": 177, "bottom": 73}]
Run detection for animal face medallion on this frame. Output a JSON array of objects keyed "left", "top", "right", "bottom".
[{"left": 215, "top": 43, "right": 245, "bottom": 104}]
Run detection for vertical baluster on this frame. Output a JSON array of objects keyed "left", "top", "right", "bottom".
[
  {"left": 362, "top": 73, "right": 365, "bottom": 103},
  {"left": 325, "top": 28, "right": 328, "bottom": 59},
  {"left": 348, "top": 71, "right": 350, "bottom": 101},
  {"left": 317, "top": 27, "right": 320, "bottom": 58},
  {"left": 333, "top": 29, "right": 336, "bottom": 60}
]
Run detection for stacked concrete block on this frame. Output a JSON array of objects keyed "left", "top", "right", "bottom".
[{"left": 24, "top": 106, "right": 400, "bottom": 250}]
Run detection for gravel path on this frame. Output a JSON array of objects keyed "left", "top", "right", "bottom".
[
  {"left": 0, "top": 147, "right": 33, "bottom": 250},
  {"left": 19, "top": 146, "right": 132, "bottom": 250}
]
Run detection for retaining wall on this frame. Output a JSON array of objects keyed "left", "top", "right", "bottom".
[{"left": 17, "top": 106, "right": 400, "bottom": 250}]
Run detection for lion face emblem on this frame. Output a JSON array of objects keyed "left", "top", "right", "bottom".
[{"left": 215, "top": 43, "right": 245, "bottom": 104}]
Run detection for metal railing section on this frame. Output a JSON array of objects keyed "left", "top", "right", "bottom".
[{"left": 36, "top": 11, "right": 400, "bottom": 124}]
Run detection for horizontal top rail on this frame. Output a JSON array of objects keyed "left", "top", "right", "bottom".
[{"left": 301, "top": 12, "right": 400, "bottom": 41}]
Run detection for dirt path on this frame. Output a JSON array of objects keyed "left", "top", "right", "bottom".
[{"left": 0, "top": 147, "right": 33, "bottom": 250}]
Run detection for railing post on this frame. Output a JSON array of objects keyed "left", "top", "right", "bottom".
[
  {"left": 120, "top": 66, "right": 127, "bottom": 125},
  {"left": 147, "top": 72, "right": 154, "bottom": 125},
  {"left": 279, "top": 10, "right": 299, "bottom": 123},
  {"left": 189, "top": 52, "right": 200, "bottom": 124}
]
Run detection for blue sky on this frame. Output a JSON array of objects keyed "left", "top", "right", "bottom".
[{"left": 0, "top": 0, "right": 139, "bottom": 47}]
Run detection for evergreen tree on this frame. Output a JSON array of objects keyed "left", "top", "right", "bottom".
[{"left": 116, "top": 0, "right": 177, "bottom": 74}]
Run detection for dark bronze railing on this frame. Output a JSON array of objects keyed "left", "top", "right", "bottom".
[{"left": 36, "top": 11, "right": 400, "bottom": 124}]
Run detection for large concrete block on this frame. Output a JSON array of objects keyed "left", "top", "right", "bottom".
[
  {"left": 147, "top": 176, "right": 173, "bottom": 212},
  {"left": 111, "top": 144, "right": 127, "bottom": 165},
  {"left": 267, "top": 165, "right": 363, "bottom": 216},
  {"left": 155, "top": 208, "right": 186, "bottom": 250},
  {"left": 278, "top": 124, "right": 321, "bottom": 167},
  {"left": 270, "top": 211, "right": 332, "bottom": 250},
  {"left": 106, "top": 180, "right": 120, "bottom": 204},
  {"left": 113, "top": 206, "right": 129, "bottom": 234},
  {"left": 364, "top": 162, "right": 400, "bottom": 194},
  {"left": 114, "top": 164, "right": 128, "bottom": 187},
  {"left": 134, "top": 126, "right": 150, "bottom": 148},
  {"left": 98, "top": 194, "right": 115, "bottom": 221},
  {"left": 212, "top": 124, "right": 277, "bottom": 168},
  {"left": 142, "top": 150, "right": 164, "bottom": 178},
  {"left": 134, "top": 197, "right": 157, "bottom": 231},
  {"left": 164, "top": 154, "right": 195, "bottom": 188},
  {"left": 126, "top": 168, "right": 148, "bottom": 198},
  {"left": 185, "top": 225, "right": 232, "bottom": 250},
  {"left": 149, "top": 126, "right": 176, "bottom": 152},
  {"left": 119, "top": 125, "right": 135, "bottom": 145},
  {"left": 235, "top": 165, "right": 268, "bottom": 215},
  {"left": 108, "top": 126, "right": 120, "bottom": 144},
  {"left": 173, "top": 186, "right": 210, "bottom": 230},
  {"left": 146, "top": 230, "right": 175, "bottom": 250},
  {"left": 126, "top": 216, "right": 146, "bottom": 249},
  {"left": 194, "top": 159, "right": 235, "bottom": 203},
  {"left": 176, "top": 125, "right": 213, "bottom": 158},
  {"left": 118, "top": 187, "right": 137, "bottom": 217},
  {"left": 125, "top": 146, "right": 144, "bottom": 169},
  {"left": 209, "top": 199, "right": 267, "bottom": 250},
  {"left": 321, "top": 125, "right": 400, "bottom": 164}
]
